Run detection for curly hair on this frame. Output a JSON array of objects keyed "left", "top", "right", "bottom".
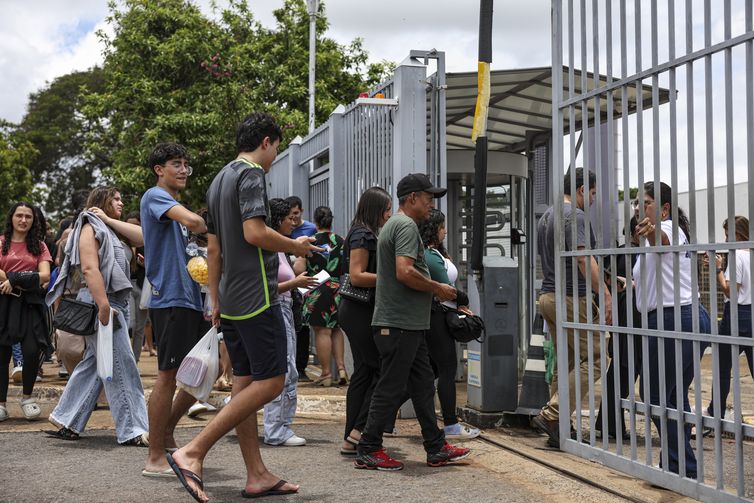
[
  {"left": 236, "top": 112, "right": 283, "bottom": 154},
  {"left": 148, "top": 142, "right": 190, "bottom": 177},
  {"left": 268, "top": 198, "right": 292, "bottom": 232},
  {"left": 418, "top": 208, "right": 447, "bottom": 257},
  {"left": 2, "top": 202, "right": 43, "bottom": 257}
]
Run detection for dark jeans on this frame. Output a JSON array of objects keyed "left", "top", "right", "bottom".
[
  {"left": 640, "top": 304, "right": 711, "bottom": 478},
  {"left": 295, "top": 326, "right": 310, "bottom": 374},
  {"left": 707, "top": 303, "right": 754, "bottom": 416},
  {"left": 427, "top": 307, "right": 458, "bottom": 426},
  {"left": 339, "top": 299, "right": 380, "bottom": 440},
  {"left": 358, "top": 327, "right": 445, "bottom": 455},
  {"left": 0, "top": 335, "right": 41, "bottom": 401}
]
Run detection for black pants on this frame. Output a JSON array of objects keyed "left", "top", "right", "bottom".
[
  {"left": 339, "top": 299, "right": 380, "bottom": 440},
  {"left": 426, "top": 307, "right": 458, "bottom": 426},
  {"left": 0, "top": 336, "right": 41, "bottom": 401},
  {"left": 295, "top": 326, "right": 310, "bottom": 374},
  {"left": 595, "top": 331, "right": 642, "bottom": 435},
  {"left": 358, "top": 327, "right": 444, "bottom": 455}
]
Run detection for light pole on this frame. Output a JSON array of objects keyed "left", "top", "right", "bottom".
[{"left": 306, "top": 0, "right": 319, "bottom": 133}]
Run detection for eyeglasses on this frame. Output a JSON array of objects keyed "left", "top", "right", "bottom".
[{"left": 163, "top": 163, "right": 193, "bottom": 176}]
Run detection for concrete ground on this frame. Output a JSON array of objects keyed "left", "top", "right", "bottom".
[{"left": 1, "top": 349, "right": 753, "bottom": 502}]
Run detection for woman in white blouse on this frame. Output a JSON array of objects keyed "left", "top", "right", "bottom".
[
  {"left": 705, "top": 216, "right": 753, "bottom": 421},
  {"left": 633, "top": 181, "right": 711, "bottom": 480}
]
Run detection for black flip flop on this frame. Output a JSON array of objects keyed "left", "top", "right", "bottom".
[
  {"left": 166, "top": 452, "right": 205, "bottom": 503},
  {"left": 241, "top": 480, "right": 298, "bottom": 499},
  {"left": 45, "top": 428, "right": 80, "bottom": 441}
]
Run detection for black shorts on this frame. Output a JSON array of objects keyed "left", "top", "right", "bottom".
[
  {"left": 150, "top": 307, "right": 204, "bottom": 371},
  {"left": 221, "top": 304, "right": 287, "bottom": 381}
]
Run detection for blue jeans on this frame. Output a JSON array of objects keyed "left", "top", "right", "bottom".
[
  {"left": 708, "top": 303, "right": 753, "bottom": 416},
  {"left": 11, "top": 343, "right": 23, "bottom": 367},
  {"left": 50, "top": 290, "right": 148, "bottom": 443},
  {"left": 640, "top": 304, "right": 710, "bottom": 478},
  {"left": 263, "top": 296, "right": 299, "bottom": 445}
]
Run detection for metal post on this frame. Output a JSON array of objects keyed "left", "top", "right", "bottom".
[{"left": 306, "top": 0, "right": 319, "bottom": 134}]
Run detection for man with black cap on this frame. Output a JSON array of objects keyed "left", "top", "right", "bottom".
[{"left": 355, "top": 173, "right": 471, "bottom": 471}]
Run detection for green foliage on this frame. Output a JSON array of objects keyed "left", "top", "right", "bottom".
[
  {"left": 618, "top": 187, "right": 639, "bottom": 202},
  {"left": 18, "top": 68, "right": 106, "bottom": 216},
  {"left": 81, "top": 0, "right": 393, "bottom": 212},
  {"left": 0, "top": 121, "right": 40, "bottom": 216}
]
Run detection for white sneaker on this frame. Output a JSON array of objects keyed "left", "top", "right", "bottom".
[
  {"left": 0, "top": 405, "right": 8, "bottom": 422},
  {"left": 11, "top": 367, "right": 22, "bottom": 384},
  {"left": 444, "top": 423, "right": 481, "bottom": 440},
  {"left": 187, "top": 402, "right": 216, "bottom": 418},
  {"left": 281, "top": 435, "right": 306, "bottom": 447}
]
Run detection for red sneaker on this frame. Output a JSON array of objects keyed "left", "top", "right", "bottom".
[
  {"left": 354, "top": 448, "right": 404, "bottom": 471},
  {"left": 427, "top": 442, "right": 471, "bottom": 467}
]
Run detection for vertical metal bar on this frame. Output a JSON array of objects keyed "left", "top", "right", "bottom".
[
  {"left": 666, "top": 0, "right": 687, "bottom": 482},
  {"left": 723, "top": 1, "right": 744, "bottom": 495},
  {"left": 703, "top": 0, "right": 723, "bottom": 485},
  {"left": 605, "top": 0, "right": 621, "bottom": 455},
  {"left": 619, "top": 0, "right": 639, "bottom": 462},
  {"left": 633, "top": 0, "right": 654, "bottom": 469},
  {"left": 551, "top": 0, "right": 571, "bottom": 451},
  {"left": 573, "top": 0, "right": 587, "bottom": 444},
  {"left": 746, "top": 5, "right": 754, "bottom": 497},
  {"left": 589, "top": 0, "right": 602, "bottom": 449},
  {"left": 685, "top": 0, "right": 705, "bottom": 482},
  {"left": 649, "top": 0, "right": 670, "bottom": 476}
]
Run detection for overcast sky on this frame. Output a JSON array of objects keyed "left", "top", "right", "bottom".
[{"left": 0, "top": 0, "right": 552, "bottom": 123}]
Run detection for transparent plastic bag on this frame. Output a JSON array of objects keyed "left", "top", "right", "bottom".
[
  {"left": 176, "top": 326, "right": 219, "bottom": 401},
  {"left": 97, "top": 308, "right": 114, "bottom": 382},
  {"left": 202, "top": 292, "right": 214, "bottom": 321},
  {"left": 139, "top": 278, "right": 152, "bottom": 310}
]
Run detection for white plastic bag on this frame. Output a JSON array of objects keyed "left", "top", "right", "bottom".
[
  {"left": 139, "top": 278, "right": 152, "bottom": 310},
  {"left": 177, "top": 326, "right": 219, "bottom": 402},
  {"left": 97, "top": 308, "right": 114, "bottom": 382}
]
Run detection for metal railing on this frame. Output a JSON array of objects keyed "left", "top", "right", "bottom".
[{"left": 551, "top": 1, "right": 754, "bottom": 501}]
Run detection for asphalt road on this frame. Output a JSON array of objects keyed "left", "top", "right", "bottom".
[{"left": 0, "top": 420, "right": 557, "bottom": 503}]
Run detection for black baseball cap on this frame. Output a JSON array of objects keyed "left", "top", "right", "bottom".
[{"left": 396, "top": 173, "right": 447, "bottom": 198}]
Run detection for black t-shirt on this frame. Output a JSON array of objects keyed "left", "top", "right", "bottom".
[{"left": 344, "top": 225, "right": 378, "bottom": 278}]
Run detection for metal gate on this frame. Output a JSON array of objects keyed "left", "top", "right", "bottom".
[{"left": 551, "top": 1, "right": 754, "bottom": 501}]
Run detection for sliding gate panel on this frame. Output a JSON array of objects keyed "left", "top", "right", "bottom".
[{"left": 551, "top": 1, "right": 754, "bottom": 501}]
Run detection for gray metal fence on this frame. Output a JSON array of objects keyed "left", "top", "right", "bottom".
[{"left": 551, "top": 1, "right": 754, "bottom": 501}]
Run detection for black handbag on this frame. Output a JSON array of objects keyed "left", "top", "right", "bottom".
[
  {"left": 444, "top": 309, "right": 485, "bottom": 343},
  {"left": 52, "top": 268, "right": 97, "bottom": 336},
  {"left": 338, "top": 273, "right": 374, "bottom": 304}
]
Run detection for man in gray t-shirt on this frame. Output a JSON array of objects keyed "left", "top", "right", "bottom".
[
  {"left": 356, "top": 173, "right": 471, "bottom": 472},
  {"left": 532, "top": 168, "right": 613, "bottom": 449},
  {"left": 167, "top": 113, "right": 318, "bottom": 502}
]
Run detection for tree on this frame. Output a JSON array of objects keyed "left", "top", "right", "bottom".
[
  {"left": 18, "top": 68, "right": 107, "bottom": 217},
  {"left": 84, "top": 0, "right": 393, "bottom": 212},
  {"left": 0, "top": 121, "right": 39, "bottom": 216}
]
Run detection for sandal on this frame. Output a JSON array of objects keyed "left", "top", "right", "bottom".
[
  {"left": 121, "top": 432, "right": 150, "bottom": 447},
  {"left": 20, "top": 398, "right": 41, "bottom": 420},
  {"left": 340, "top": 435, "right": 359, "bottom": 456},
  {"left": 312, "top": 374, "right": 332, "bottom": 387},
  {"left": 45, "top": 427, "right": 80, "bottom": 440},
  {"left": 338, "top": 368, "right": 349, "bottom": 385}
]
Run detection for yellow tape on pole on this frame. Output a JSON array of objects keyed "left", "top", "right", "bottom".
[{"left": 471, "top": 61, "right": 491, "bottom": 143}]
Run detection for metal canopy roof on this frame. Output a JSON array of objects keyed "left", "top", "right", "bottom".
[{"left": 436, "top": 66, "right": 671, "bottom": 153}]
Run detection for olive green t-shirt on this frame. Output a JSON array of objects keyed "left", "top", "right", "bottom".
[{"left": 371, "top": 213, "right": 433, "bottom": 331}]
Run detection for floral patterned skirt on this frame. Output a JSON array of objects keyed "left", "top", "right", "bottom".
[{"left": 302, "top": 279, "right": 341, "bottom": 329}]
